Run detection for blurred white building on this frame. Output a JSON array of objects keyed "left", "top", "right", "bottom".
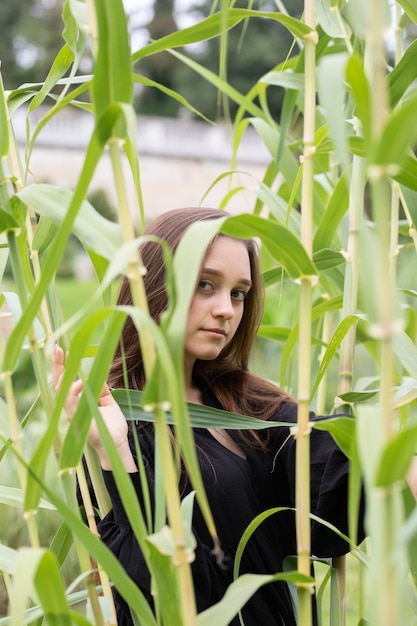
[{"left": 12, "top": 107, "right": 269, "bottom": 220}]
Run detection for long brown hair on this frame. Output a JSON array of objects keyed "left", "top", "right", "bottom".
[{"left": 108, "top": 207, "right": 294, "bottom": 428}]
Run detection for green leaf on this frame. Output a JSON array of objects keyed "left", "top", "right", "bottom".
[
  {"left": 0, "top": 543, "right": 18, "bottom": 575},
  {"left": 344, "top": 0, "right": 391, "bottom": 37},
  {"left": 31, "top": 216, "right": 58, "bottom": 254},
  {"left": 318, "top": 53, "right": 350, "bottom": 170},
  {"left": 18, "top": 184, "right": 123, "bottom": 259},
  {"left": 247, "top": 117, "right": 327, "bottom": 217},
  {"left": 221, "top": 214, "right": 317, "bottom": 281},
  {"left": 345, "top": 54, "right": 372, "bottom": 148},
  {"left": 397, "top": 0, "right": 417, "bottom": 23},
  {"left": 257, "top": 325, "right": 291, "bottom": 341},
  {"left": 9, "top": 548, "right": 45, "bottom": 623},
  {"left": 252, "top": 182, "right": 301, "bottom": 235},
  {"left": 63, "top": 0, "right": 88, "bottom": 55},
  {"left": 316, "top": 0, "right": 352, "bottom": 37},
  {"left": 25, "top": 307, "right": 121, "bottom": 513},
  {"left": 260, "top": 70, "right": 304, "bottom": 91},
  {"left": 372, "top": 93, "right": 417, "bottom": 167},
  {"left": 393, "top": 154, "right": 417, "bottom": 191},
  {"left": 59, "top": 310, "right": 126, "bottom": 471},
  {"left": 197, "top": 571, "right": 313, "bottom": 626},
  {"left": 28, "top": 45, "right": 75, "bottom": 112},
  {"left": 400, "top": 184, "right": 417, "bottom": 228},
  {"left": 0, "top": 210, "right": 20, "bottom": 235},
  {"left": 3, "top": 104, "right": 126, "bottom": 374},
  {"left": 313, "top": 248, "right": 346, "bottom": 271},
  {"left": 0, "top": 71, "right": 9, "bottom": 157},
  {"left": 93, "top": 0, "right": 132, "bottom": 118},
  {"left": 113, "top": 388, "right": 293, "bottom": 431},
  {"left": 34, "top": 551, "right": 72, "bottom": 625},
  {"left": 313, "top": 174, "right": 349, "bottom": 251},
  {"left": 24, "top": 473, "right": 157, "bottom": 626},
  {"left": 388, "top": 38, "right": 417, "bottom": 108},
  {"left": 0, "top": 485, "right": 55, "bottom": 510},
  {"left": 310, "top": 315, "right": 361, "bottom": 400},
  {"left": 144, "top": 534, "right": 182, "bottom": 625},
  {"left": 133, "top": 74, "right": 211, "bottom": 123},
  {"left": 67, "top": 0, "right": 89, "bottom": 33},
  {"left": 338, "top": 390, "right": 378, "bottom": 403},
  {"left": 49, "top": 521, "right": 75, "bottom": 568},
  {"left": 393, "top": 329, "right": 417, "bottom": 379},
  {"left": 375, "top": 423, "right": 417, "bottom": 487},
  {"left": 2, "top": 291, "right": 45, "bottom": 348},
  {"left": 312, "top": 416, "right": 356, "bottom": 459},
  {"left": 132, "top": 9, "right": 313, "bottom": 64}
]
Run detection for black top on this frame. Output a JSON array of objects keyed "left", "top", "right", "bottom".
[{"left": 98, "top": 393, "right": 362, "bottom": 626}]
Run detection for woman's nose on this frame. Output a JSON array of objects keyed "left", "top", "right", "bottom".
[{"left": 212, "top": 292, "right": 234, "bottom": 318}]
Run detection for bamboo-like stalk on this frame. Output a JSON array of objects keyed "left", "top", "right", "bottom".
[
  {"left": 76, "top": 459, "right": 117, "bottom": 625},
  {"left": 108, "top": 140, "right": 155, "bottom": 371},
  {"left": 153, "top": 405, "right": 197, "bottom": 624},
  {"left": 367, "top": 0, "right": 393, "bottom": 464},
  {"left": 108, "top": 139, "right": 197, "bottom": 624},
  {"left": 365, "top": 1, "right": 400, "bottom": 624},
  {"left": 61, "top": 472, "right": 106, "bottom": 626},
  {"left": 0, "top": 155, "right": 43, "bottom": 549},
  {"left": 334, "top": 142, "right": 367, "bottom": 626},
  {"left": 296, "top": 1, "right": 317, "bottom": 622},
  {"left": 337, "top": 148, "right": 366, "bottom": 400},
  {"left": 389, "top": 4, "right": 402, "bottom": 287},
  {"left": 315, "top": 302, "right": 332, "bottom": 416}
]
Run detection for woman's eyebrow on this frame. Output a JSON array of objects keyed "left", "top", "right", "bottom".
[{"left": 201, "top": 267, "right": 252, "bottom": 286}]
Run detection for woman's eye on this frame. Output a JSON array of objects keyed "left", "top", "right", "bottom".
[
  {"left": 198, "top": 279, "right": 213, "bottom": 291},
  {"left": 231, "top": 289, "right": 247, "bottom": 301}
]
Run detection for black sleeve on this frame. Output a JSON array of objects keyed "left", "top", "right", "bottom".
[
  {"left": 271, "top": 405, "right": 365, "bottom": 557},
  {"left": 98, "top": 467, "right": 231, "bottom": 613},
  {"left": 98, "top": 471, "right": 153, "bottom": 593}
]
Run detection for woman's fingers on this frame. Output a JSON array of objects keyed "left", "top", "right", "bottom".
[
  {"left": 98, "top": 383, "right": 116, "bottom": 407},
  {"left": 51, "top": 349, "right": 133, "bottom": 469},
  {"left": 64, "top": 378, "right": 84, "bottom": 417},
  {"left": 52, "top": 345, "right": 65, "bottom": 390}
]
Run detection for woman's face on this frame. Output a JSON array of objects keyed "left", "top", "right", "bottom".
[{"left": 184, "top": 236, "right": 252, "bottom": 373}]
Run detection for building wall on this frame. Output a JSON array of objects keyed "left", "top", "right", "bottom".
[{"left": 14, "top": 108, "right": 270, "bottom": 221}]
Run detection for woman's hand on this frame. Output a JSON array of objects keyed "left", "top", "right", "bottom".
[{"left": 53, "top": 345, "right": 137, "bottom": 472}]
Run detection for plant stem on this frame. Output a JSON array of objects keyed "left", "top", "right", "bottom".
[
  {"left": 61, "top": 471, "right": 106, "bottom": 626},
  {"left": 366, "top": 1, "right": 402, "bottom": 623},
  {"left": 334, "top": 137, "right": 366, "bottom": 626},
  {"left": 296, "top": 0, "right": 317, "bottom": 620},
  {"left": 338, "top": 150, "right": 366, "bottom": 399},
  {"left": 108, "top": 140, "right": 155, "bottom": 372},
  {"left": 153, "top": 406, "right": 197, "bottom": 625},
  {"left": 315, "top": 301, "right": 331, "bottom": 415},
  {"left": 77, "top": 459, "right": 117, "bottom": 625},
  {"left": 109, "top": 133, "right": 195, "bottom": 622}
]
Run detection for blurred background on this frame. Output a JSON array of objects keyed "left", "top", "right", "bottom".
[{"left": 2, "top": 0, "right": 306, "bottom": 224}]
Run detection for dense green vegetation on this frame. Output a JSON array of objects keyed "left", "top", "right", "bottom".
[{"left": 2, "top": 1, "right": 417, "bottom": 625}]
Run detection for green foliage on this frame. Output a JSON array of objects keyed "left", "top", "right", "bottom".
[{"left": 1, "top": 1, "right": 417, "bottom": 625}]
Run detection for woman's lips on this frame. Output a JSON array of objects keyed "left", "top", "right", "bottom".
[{"left": 202, "top": 328, "right": 226, "bottom": 338}]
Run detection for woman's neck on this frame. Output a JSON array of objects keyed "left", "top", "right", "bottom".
[{"left": 185, "top": 384, "right": 202, "bottom": 405}]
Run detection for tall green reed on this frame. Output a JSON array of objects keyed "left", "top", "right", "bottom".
[{"left": 1, "top": 0, "right": 417, "bottom": 624}]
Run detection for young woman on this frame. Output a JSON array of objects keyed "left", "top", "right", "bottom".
[{"left": 54, "top": 207, "right": 364, "bottom": 625}]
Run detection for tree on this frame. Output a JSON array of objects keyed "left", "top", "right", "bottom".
[
  {"left": 132, "top": 0, "right": 304, "bottom": 120},
  {"left": 0, "top": 0, "right": 65, "bottom": 90},
  {"left": 177, "top": 0, "right": 304, "bottom": 120},
  {"left": 133, "top": 0, "right": 182, "bottom": 116}
]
